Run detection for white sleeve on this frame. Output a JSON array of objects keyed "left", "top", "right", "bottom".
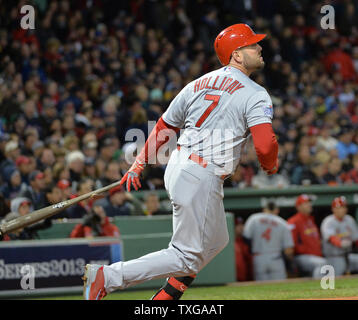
[
  {"left": 348, "top": 216, "right": 358, "bottom": 241},
  {"left": 282, "top": 224, "right": 294, "bottom": 249},
  {"left": 245, "top": 90, "right": 273, "bottom": 128},
  {"left": 162, "top": 85, "right": 189, "bottom": 128},
  {"left": 243, "top": 216, "right": 254, "bottom": 239},
  {"left": 320, "top": 218, "right": 336, "bottom": 241}
]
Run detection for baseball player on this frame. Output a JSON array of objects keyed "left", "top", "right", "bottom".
[
  {"left": 243, "top": 202, "right": 294, "bottom": 281},
  {"left": 287, "top": 194, "right": 327, "bottom": 278},
  {"left": 320, "top": 196, "right": 358, "bottom": 276},
  {"left": 82, "top": 24, "right": 279, "bottom": 300}
]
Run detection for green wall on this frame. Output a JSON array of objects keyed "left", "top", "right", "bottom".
[{"left": 36, "top": 213, "right": 236, "bottom": 289}]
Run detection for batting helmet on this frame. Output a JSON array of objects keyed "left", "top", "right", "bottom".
[{"left": 214, "top": 24, "right": 266, "bottom": 66}]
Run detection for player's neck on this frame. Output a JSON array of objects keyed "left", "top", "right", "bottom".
[{"left": 227, "top": 63, "right": 252, "bottom": 76}]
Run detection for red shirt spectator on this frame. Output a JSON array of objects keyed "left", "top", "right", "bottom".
[
  {"left": 322, "top": 48, "right": 357, "bottom": 81},
  {"left": 70, "top": 206, "right": 120, "bottom": 238}
]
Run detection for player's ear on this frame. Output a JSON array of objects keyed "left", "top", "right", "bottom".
[{"left": 231, "top": 49, "right": 243, "bottom": 64}]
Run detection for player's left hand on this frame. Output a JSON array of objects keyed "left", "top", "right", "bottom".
[
  {"left": 263, "top": 159, "right": 278, "bottom": 175},
  {"left": 120, "top": 160, "right": 145, "bottom": 192}
]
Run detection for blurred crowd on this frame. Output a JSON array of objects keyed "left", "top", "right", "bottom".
[{"left": 1, "top": 0, "right": 358, "bottom": 235}]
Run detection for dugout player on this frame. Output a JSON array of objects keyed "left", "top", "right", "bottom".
[
  {"left": 243, "top": 202, "right": 294, "bottom": 281},
  {"left": 320, "top": 196, "right": 358, "bottom": 276},
  {"left": 287, "top": 194, "right": 327, "bottom": 278},
  {"left": 83, "top": 24, "right": 279, "bottom": 300}
]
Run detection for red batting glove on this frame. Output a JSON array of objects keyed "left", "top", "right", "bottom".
[{"left": 120, "top": 160, "right": 145, "bottom": 192}]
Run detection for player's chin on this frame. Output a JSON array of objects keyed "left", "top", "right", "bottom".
[
  {"left": 254, "top": 60, "right": 265, "bottom": 70},
  {"left": 258, "top": 57, "right": 265, "bottom": 67}
]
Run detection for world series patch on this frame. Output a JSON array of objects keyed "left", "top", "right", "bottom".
[{"left": 263, "top": 105, "right": 273, "bottom": 117}]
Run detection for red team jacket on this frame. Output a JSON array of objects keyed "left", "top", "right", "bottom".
[
  {"left": 235, "top": 237, "right": 253, "bottom": 281},
  {"left": 287, "top": 212, "right": 322, "bottom": 256}
]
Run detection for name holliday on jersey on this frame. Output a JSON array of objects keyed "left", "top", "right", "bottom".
[{"left": 194, "top": 76, "right": 245, "bottom": 94}]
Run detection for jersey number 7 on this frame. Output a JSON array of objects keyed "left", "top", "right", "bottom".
[{"left": 195, "top": 94, "right": 221, "bottom": 127}]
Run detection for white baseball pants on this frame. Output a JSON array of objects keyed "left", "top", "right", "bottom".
[
  {"left": 103, "top": 148, "right": 229, "bottom": 292},
  {"left": 253, "top": 253, "right": 287, "bottom": 281},
  {"left": 294, "top": 254, "right": 327, "bottom": 279},
  {"left": 326, "top": 254, "right": 358, "bottom": 276}
]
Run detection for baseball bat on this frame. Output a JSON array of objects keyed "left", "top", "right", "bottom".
[{"left": 0, "top": 180, "right": 123, "bottom": 236}]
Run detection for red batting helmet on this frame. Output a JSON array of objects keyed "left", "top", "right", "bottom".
[
  {"left": 214, "top": 24, "right": 266, "bottom": 66},
  {"left": 331, "top": 196, "right": 347, "bottom": 209}
]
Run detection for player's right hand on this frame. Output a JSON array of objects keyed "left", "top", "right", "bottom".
[{"left": 120, "top": 160, "right": 145, "bottom": 192}]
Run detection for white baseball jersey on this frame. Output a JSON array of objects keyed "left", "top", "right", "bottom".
[
  {"left": 162, "top": 66, "right": 273, "bottom": 175},
  {"left": 321, "top": 214, "right": 358, "bottom": 256},
  {"left": 243, "top": 213, "right": 294, "bottom": 254}
]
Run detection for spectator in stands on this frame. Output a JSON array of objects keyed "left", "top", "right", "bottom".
[
  {"left": 316, "top": 124, "right": 338, "bottom": 152},
  {"left": 19, "top": 170, "right": 47, "bottom": 210},
  {"left": 341, "top": 153, "right": 358, "bottom": 184},
  {"left": 323, "top": 157, "right": 343, "bottom": 186},
  {"left": 100, "top": 160, "right": 122, "bottom": 187},
  {"left": 98, "top": 136, "right": 117, "bottom": 163},
  {"left": 300, "top": 161, "right": 327, "bottom": 186},
  {"left": 3, "top": 196, "right": 49, "bottom": 239},
  {"left": 287, "top": 194, "right": 327, "bottom": 278},
  {"left": 15, "top": 155, "right": 32, "bottom": 184},
  {"left": 290, "top": 145, "right": 312, "bottom": 185},
  {"left": 1, "top": 140, "right": 20, "bottom": 176},
  {"left": 38, "top": 147, "right": 56, "bottom": 170},
  {"left": 1, "top": 212, "right": 32, "bottom": 240},
  {"left": 142, "top": 191, "right": 169, "bottom": 216},
  {"left": 0, "top": 133, "right": 10, "bottom": 164},
  {"left": 70, "top": 205, "right": 120, "bottom": 239},
  {"left": 101, "top": 185, "right": 144, "bottom": 217},
  {"left": 0, "top": 166, "right": 23, "bottom": 202},
  {"left": 56, "top": 179, "right": 72, "bottom": 200},
  {"left": 43, "top": 183, "right": 65, "bottom": 220},
  {"left": 0, "top": 193, "right": 10, "bottom": 219},
  {"left": 335, "top": 127, "right": 358, "bottom": 160},
  {"left": 83, "top": 157, "right": 102, "bottom": 189},
  {"left": 66, "top": 150, "right": 85, "bottom": 188},
  {"left": 10, "top": 197, "right": 33, "bottom": 217},
  {"left": 65, "top": 178, "right": 94, "bottom": 219},
  {"left": 234, "top": 217, "right": 252, "bottom": 281},
  {"left": 143, "top": 164, "right": 165, "bottom": 190}
]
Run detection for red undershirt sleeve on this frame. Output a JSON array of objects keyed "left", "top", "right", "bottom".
[
  {"left": 249, "top": 123, "right": 278, "bottom": 171},
  {"left": 136, "top": 117, "right": 180, "bottom": 164}
]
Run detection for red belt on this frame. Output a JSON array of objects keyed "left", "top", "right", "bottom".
[{"left": 177, "top": 145, "right": 228, "bottom": 180}]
